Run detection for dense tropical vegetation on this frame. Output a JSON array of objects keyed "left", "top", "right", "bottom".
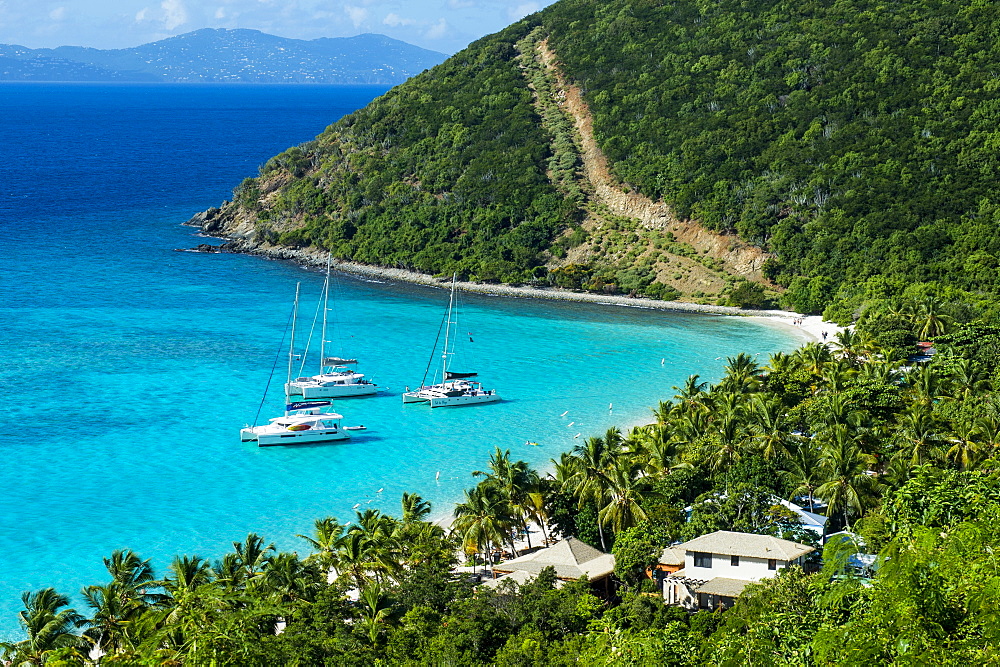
[
  {"left": 202, "top": 0, "right": 1000, "bottom": 314},
  {"left": 8, "top": 302, "right": 1000, "bottom": 663}
]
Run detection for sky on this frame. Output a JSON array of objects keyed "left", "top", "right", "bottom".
[{"left": 0, "top": 0, "right": 559, "bottom": 55}]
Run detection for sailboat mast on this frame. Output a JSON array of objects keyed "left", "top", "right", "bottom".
[
  {"left": 286, "top": 282, "right": 300, "bottom": 415},
  {"left": 442, "top": 273, "right": 457, "bottom": 381},
  {"left": 320, "top": 253, "right": 332, "bottom": 374}
]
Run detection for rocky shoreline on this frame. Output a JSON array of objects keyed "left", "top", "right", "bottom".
[{"left": 183, "top": 216, "right": 830, "bottom": 342}]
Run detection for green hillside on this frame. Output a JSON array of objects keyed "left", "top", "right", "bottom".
[{"left": 203, "top": 0, "right": 1000, "bottom": 315}]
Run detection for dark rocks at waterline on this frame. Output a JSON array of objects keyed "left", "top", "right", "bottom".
[
  {"left": 174, "top": 243, "right": 229, "bottom": 253},
  {"left": 184, "top": 206, "right": 226, "bottom": 233}
]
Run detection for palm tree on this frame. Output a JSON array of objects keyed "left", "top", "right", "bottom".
[
  {"left": 79, "top": 548, "right": 164, "bottom": 655},
  {"left": 401, "top": 493, "right": 432, "bottom": 524},
  {"left": 911, "top": 297, "right": 952, "bottom": 339},
  {"left": 821, "top": 359, "right": 857, "bottom": 392},
  {"left": 231, "top": 533, "right": 275, "bottom": 587},
  {"left": 162, "top": 555, "right": 213, "bottom": 596},
  {"left": 896, "top": 406, "right": 944, "bottom": 465},
  {"left": 747, "top": 394, "right": 790, "bottom": 459},
  {"left": 0, "top": 589, "right": 86, "bottom": 665},
  {"left": 720, "top": 353, "right": 761, "bottom": 393},
  {"left": 473, "top": 447, "right": 535, "bottom": 547},
  {"left": 597, "top": 459, "right": 649, "bottom": 535},
  {"left": 832, "top": 328, "right": 863, "bottom": 362},
  {"left": 783, "top": 441, "right": 822, "bottom": 512},
  {"left": 358, "top": 583, "right": 393, "bottom": 647},
  {"left": 255, "top": 552, "right": 321, "bottom": 604},
  {"left": 332, "top": 530, "right": 376, "bottom": 588},
  {"left": 632, "top": 423, "right": 683, "bottom": 475},
  {"left": 815, "top": 426, "right": 879, "bottom": 529},
  {"left": 974, "top": 415, "right": 1000, "bottom": 461},
  {"left": 452, "top": 485, "right": 511, "bottom": 563},
  {"left": 103, "top": 549, "right": 158, "bottom": 606},
  {"left": 945, "top": 421, "right": 983, "bottom": 471},
  {"left": 944, "top": 358, "right": 990, "bottom": 401},
  {"left": 350, "top": 509, "right": 402, "bottom": 583},
  {"left": 672, "top": 374, "right": 708, "bottom": 409},
  {"left": 903, "top": 365, "right": 947, "bottom": 406},
  {"left": 561, "top": 434, "right": 621, "bottom": 550},
  {"left": 700, "top": 409, "right": 748, "bottom": 473},
  {"left": 796, "top": 341, "right": 833, "bottom": 376},
  {"left": 765, "top": 351, "right": 800, "bottom": 374},
  {"left": 297, "top": 516, "right": 344, "bottom": 575}
]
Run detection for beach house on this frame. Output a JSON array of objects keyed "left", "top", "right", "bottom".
[
  {"left": 663, "top": 530, "right": 815, "bottom": 610},
  {"left": 484, "top": 537, "right": 616, "bottom": 595}
]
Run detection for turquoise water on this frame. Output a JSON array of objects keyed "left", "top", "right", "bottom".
[{"left": 0, "top": 83, "right": 800, "bottom": 638}]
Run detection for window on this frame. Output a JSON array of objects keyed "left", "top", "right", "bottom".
[
  {"left": 694, "top": 552, "right": 712, "bottom": 568},
  {"left": 730, "top": 555, "right": 740, "bottom": 567},
  {"left": 768, "top": 558, "right": 777, "bottom": 570}
]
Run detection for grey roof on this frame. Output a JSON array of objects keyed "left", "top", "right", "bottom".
[
  {"left": 695, "top": 577, "right": 750, "bottom": 598},
  {"left": 492, "top": 537, "right": 615, "bottom": 580},
  {"left": 482, "top": 569, "right": 564, "bottom": 589},
  {"left": 658, "top": 546, "right": 686, "bottom": 566},
  {"left": 678, "top": 530, "right": 814, "bottom": 561}
]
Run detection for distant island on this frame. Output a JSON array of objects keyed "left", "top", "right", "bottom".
[{"left": 0, "top": 29, "right": 447, "bottom": 84}]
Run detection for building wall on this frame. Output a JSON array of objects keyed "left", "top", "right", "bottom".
[{"left": 684, "top": 552, "right": 794, "bottom": 581}]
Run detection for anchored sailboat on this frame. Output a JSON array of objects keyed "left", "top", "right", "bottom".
[
  {"left": 285, "top": 254, "right": 379, "bottom": 398},
  {"left": 402, "top": 274, "right": 500, "bottom": 408},
  {"left": 240, "top": 283, "right": 353, "bottom": 446}
]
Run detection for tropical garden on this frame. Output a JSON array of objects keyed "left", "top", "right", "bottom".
[{"left": 6, "top": 297, "right": 1000, "bottom": 664}]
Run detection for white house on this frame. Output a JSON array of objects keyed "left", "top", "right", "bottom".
[{"left": 663, "top": 530, "right": 815, "bottom": 610}]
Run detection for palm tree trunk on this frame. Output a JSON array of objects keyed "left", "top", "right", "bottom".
[{"left": 597, "top": 522, "right": 607, "bottom": 552}]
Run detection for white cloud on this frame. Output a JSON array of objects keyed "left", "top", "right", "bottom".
[
  {"left": 424, "top": 17, "right": 447, "bottom": 39},
  {"left": 509, "top": 2, "right": 539, "bottom": 18},
  {"left": 448, "top": 0, "right": 475, "bottom": 7},
  {"left": 214, "top": 7, "right": 226, "bottom": 19},
  {"left": 48, "top": 7, "right": 66, "bottom": 20},
  {"left": 135, "top": 8, "right": 148, "bottom": 22},
  {"left": 344, "top": 5, "right": 368, "bottom": 28},
  {"left": 161, "top": 0, "right": 188, "bottom": 30},
  {"left": 382, "top": 12, "right": 414, "bottom": 27}
]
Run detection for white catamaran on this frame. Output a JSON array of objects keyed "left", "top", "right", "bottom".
[
  {"left": 241, "top": 283, "right": 353, "bottom": 446},
  {"left": 402, "top": 274, "right": 500, "bottom": 408},
  {"left": 284, "top": 255, "right": 379, "bottom": 399}
]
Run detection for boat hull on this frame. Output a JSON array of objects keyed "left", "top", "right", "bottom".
[
  {"left": 302, "top": 383, "right": 378, "bottom": 399},
  {"left": 402, "top": 391, "right": 430, "bottom": 404},
  {"left": 241, "top": 426, "right": 350, "bottom": 446},
  {"left": 430, "top": 392, "right": 501, "bottom": 408}
]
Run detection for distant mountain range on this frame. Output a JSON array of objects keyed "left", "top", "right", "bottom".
[{"left": 0, "top": 29, "right": 447, "bottom": 84}]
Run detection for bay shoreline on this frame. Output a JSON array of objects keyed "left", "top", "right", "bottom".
[
  {"left": 196, "top": 236, "right": 835, "bottom": 344},
  {"left": 189, "top": 234, "right": 842, "bottom": 552}
]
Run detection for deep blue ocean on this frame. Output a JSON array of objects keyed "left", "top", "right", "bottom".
[{"left": 0, "top": 83, "right": 803, "bottom": 639}]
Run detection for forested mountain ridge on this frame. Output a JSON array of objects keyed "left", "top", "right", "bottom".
[
  {"left": 0, "top": 30, "right": 446, "bottom": 84},
  {"left": 199, "top": 0, "right": 1000, "bottom": 315}
]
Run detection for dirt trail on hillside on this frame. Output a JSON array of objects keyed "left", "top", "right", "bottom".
[{"left": 537, "top": 40, "right": 769, "bottom": 280}]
